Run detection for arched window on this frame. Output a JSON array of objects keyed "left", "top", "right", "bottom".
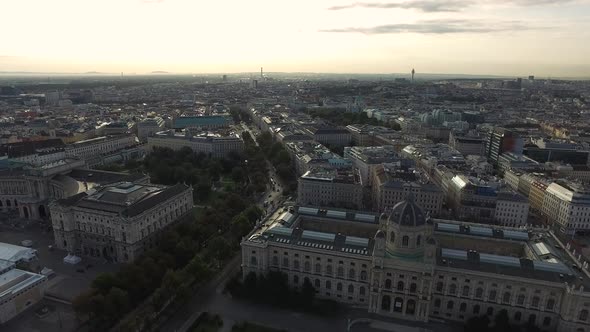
[
  {"left": 502, "top": 292, "right": 511, "bottom": 304},
  {"left": 489, "top": 290, "right": 497, "bottom": 301},
  {"left": 406, "top": 299, "right": 416, "bottom": 315},
  {"left": 394, "top": 297, "right": 404, "bottom": 312},
  {"left": 304, "top": 261, "right": 311, "bottom": 272},
  {"left": 473, "top": 305, "right": 480, "bottom": 314},
  {"left": 475, "top": 288, "right": 483, "bottom": 298},
  {"left": 460, "top": 303, "right": 467, "bottom": 312},
  {"left": 348, "top": 284, "right": 354, "bottom": 294},
  {"left": 487, "top": 307, "right": 494, "bottom": 316},
  {"left": 528, "top": 314, "right": 537, "bottom": 325},
  {"left": 282, "top": 257, "right": 288, "bottom": 267},
  {"left": 250, "top": 256, "right": 257, "bottom": 266},
  {"left": 462, "top": 285, "right": 470, "bottom": 297},
  {"left": 515, "top": 312, "right": 522, "bottom": 321},
  {"left": 314, "top": 279, "right": 320, "bottom": 288},
  {"left": 436, "top": 282, "right": 444, "bottom": 292},
  {"left": 546, "top": 298, "right": 555, "bottom": 311},
  {"left": 385, "top": 279, "right": 392, "bottom": 289},
  {"left": 449, "top": 284, "right": 457, "bottom": 295},
  {"left": 402, "top": 236, "right": 409, "bottom": 247},
  {"left": 293, "top": 260, "right": 300, "bottom": 269},
  {"left": 272, "top": 256, "right": 278, "bottom": 266},
  {"left": 315, "top": 263, "right": 321, "bottom": 273},
  {"left": 360, "top": 270, "right": 367, "bottom": 281},
  {"left": 579, "top": 309, "right": 589, "bottom": 321},
  {"left": 434, "top": 299, "right": 441, "bottom": 308},
  {"left": 397, "top": 281, "right": 405, "bottom": 291},
  {"left": 293, "top": 275, "right": 299, "bottom": 284},
  {"left": 447, "top": 301, "right": 454, "bottom": 310},
  {"left": 326, "top": 265, "right": 333, "bottom": 275},
  {"left": 360, "top": 287, "right": 366, "bottom": 296},
  {"left": 382, "top": 295, "right": 391, "bottom": 311},
  {"left": 410, "top": 283, "right": 417, "bottom": 293},
  {"left": 390, "top": 231, "right": 395, "bottom": 243},
  {"left": 337, "top": 282, "right": 343, "bottom": 291},
  {"left": 543, "top": 317, "right": 551, "bottom": 326},
  {"left": 517, "top": 294, "right": 525, "bottom": 306},
  {"left": 416, "top": 235, "right": 422, "bottom": 246},
  {"left": 532, "top": 296, "right": 540, "bottom": 307},
  {"left": 348, "top": 268, "right": 356, "bottom": 279},
  {"left": 326, "top": 280, "right": 332, "bottom": 290},
  {"left": 337, "top": 266, "right": 344, "bottom": 277}
]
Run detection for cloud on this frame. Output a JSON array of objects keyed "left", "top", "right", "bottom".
[
  {"left": 327, "top": 0, "right": 584, "bottom": 12},
  {"left": 327, "top": 1, "right": 470, "bottom": 12},
  {"left": 319, "top": 19, "right": 539, "bottom": 34}
]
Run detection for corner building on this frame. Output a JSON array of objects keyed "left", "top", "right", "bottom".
[
  {"left": 242, "top": 199, "right": 590, "bottom": 331},
  {"left": 50, "top": 182, "right": 193, "bottom": 262}
]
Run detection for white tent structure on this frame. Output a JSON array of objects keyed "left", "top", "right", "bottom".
[
  {"left": 0, "top": 242, "right": 38, "bottom": 263},
  {"left": 63, "top": 254, "right": 81, "bottom": 265}
]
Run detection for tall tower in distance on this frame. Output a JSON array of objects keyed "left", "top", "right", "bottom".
[
  {"left": 411, "top": 68, "right": 415, "bottom": 83},
  {"left": 261, "top": 67, "right": 263, "bottom": 79}
]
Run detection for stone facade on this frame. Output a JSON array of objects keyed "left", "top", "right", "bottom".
[
  {"left": 242, "top": 200, "right": 590, "bottom": 332},
  {"left": 50, "top": 182, "right": 193, "bottom": 262}
]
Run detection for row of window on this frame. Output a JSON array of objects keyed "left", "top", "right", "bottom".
[
  {"left": 292, "top": 275, "right": 367, "bottom": 297},
  {"left": 265, "top": 256, "right": 369, "bottom": 281},
  {"left": 432, "top": 298, "right": 554, "bottom": 327},
  {"left": 434, "top": 282, "right": 557, "bottom": 311}
]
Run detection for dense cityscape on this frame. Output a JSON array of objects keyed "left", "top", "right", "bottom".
[{"left": 0, "top": 72, "right": 588, "bottom": 332}]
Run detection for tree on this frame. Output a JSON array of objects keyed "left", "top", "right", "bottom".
[
  {"left": 104, "top": 287, "right": 130, "bottom": 320},
  {"left": 231, "top": 166, "right": 246, "bottom": 183},
  {"left": 185, "top": 256, "right": 211, "bottom": 280},
  {"left": 231, "top": 214, "right": 253, "bottom": 239},
  {"left": 206, "top": 236, "right": 233, "bottom": 264},
  {"left": 92, "top": 273, "right": 119, "bottom": 295},
  {"left": 465, "top": 315, "right": 490, "bottom": 332},
  {"left": 300, "top": 278, "right": 316, "bottom": 306},
  {"left": 492, "top": 309, "right": 513, "bottom": 332}
]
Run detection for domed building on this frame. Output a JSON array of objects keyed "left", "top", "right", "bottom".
[
  {"left": 241, "top": 197, "right": 590, "bottom": 332},
  {"left": 383, "top": 197, "right": 434, "bottom": 260},
  {"left": 371, "top": 197, "right": 437, "bottom": 321}
]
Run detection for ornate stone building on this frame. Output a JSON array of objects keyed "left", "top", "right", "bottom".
[
  {"left": 242, "top": 199, "right": 590, "bottom": 332},
  {"left": 50, "top": 182, "right": 193, "bottom": 262},
  {"left": 0, "top": 158, "right": 147, "bottom": 220}
]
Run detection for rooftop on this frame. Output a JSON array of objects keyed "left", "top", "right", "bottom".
[
  {"left": 65, "top": 182, "right": 190, "bottom": 217},
  {"left": 0, "top": 269, "right": 46, "bottom": 303}
]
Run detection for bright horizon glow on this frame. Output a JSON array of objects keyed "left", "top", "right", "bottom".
[{"left": 1, "top": 0, "right": 590, "bottom": 77}]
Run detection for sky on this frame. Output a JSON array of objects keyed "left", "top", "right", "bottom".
[{"left": 1, "top": 0, "right": 590, "bottom": 77}]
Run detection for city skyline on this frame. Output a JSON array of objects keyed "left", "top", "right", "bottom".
[{"left": 2, "top": 0, "right": 590, "bottom": 77}]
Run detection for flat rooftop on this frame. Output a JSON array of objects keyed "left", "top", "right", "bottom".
[
  {"left": 246, "top": 204, "right": 590, "bottom": 289},
  {"left": 0, "top": 269, "right": 46, "bottom": 302}
]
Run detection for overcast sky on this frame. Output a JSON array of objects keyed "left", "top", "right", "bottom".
[{"left": 1, "top": 0, "right": 590, "bottom": 77}]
